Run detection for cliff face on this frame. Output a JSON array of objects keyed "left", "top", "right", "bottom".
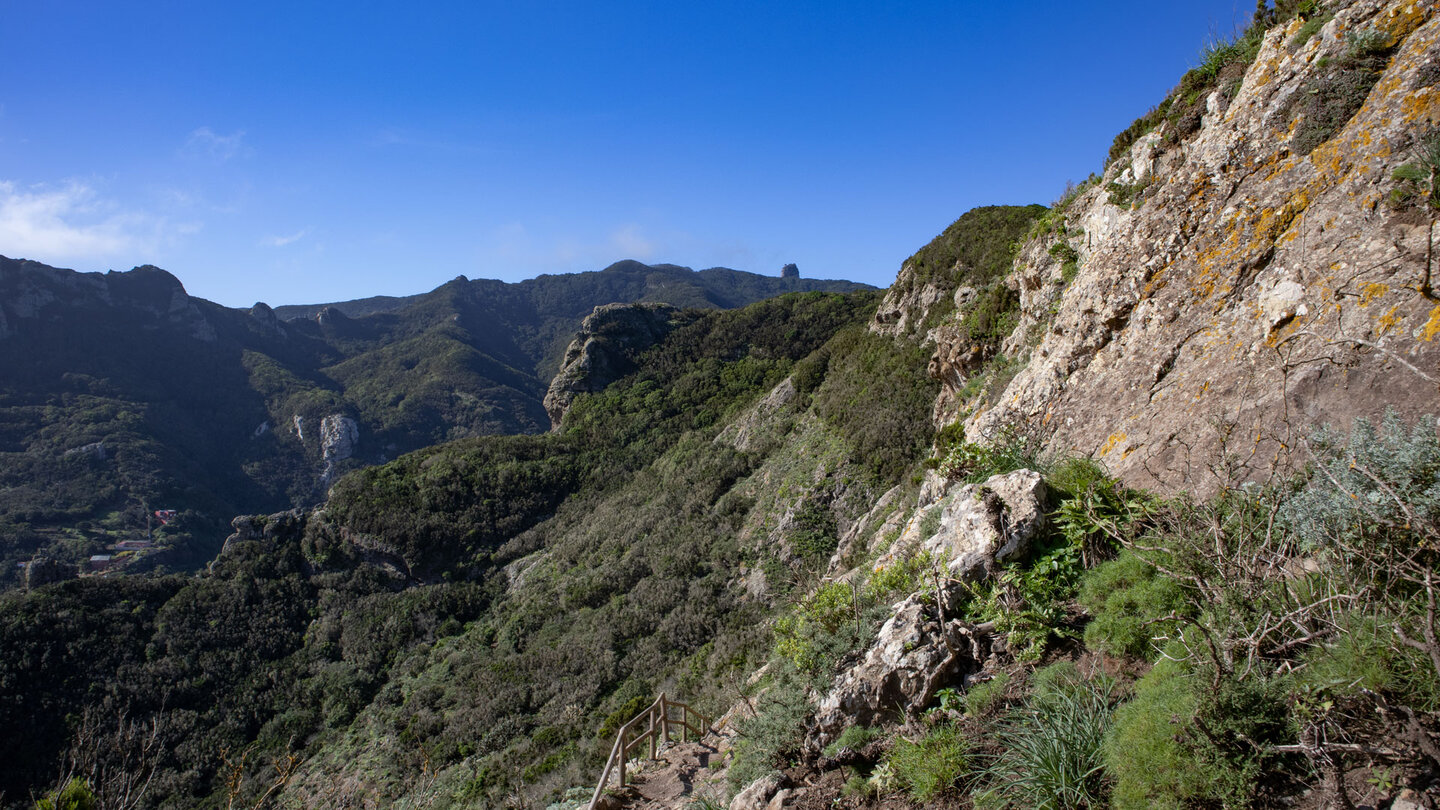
[
  {"left": 542, "top": 302, "right": 687, "bottom": 428},
  {"left": 913, "top": 0, "right": 1439, "bottom": 494}
]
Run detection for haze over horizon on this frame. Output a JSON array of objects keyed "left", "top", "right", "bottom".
[{"left": 3, "top": 1, "right": 1254, "bottom": 308}]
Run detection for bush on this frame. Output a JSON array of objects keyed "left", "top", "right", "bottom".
[
  {"left": 1078, "top": 551, "right": 1189, "bottom": 660},
  {"left": 823, "top": 725, "right": 883, "bottom": 758},
  {"left": 887, "top": 723, "right": 969, "bottom": 802},
  {"left": 864, "top": 550, "right": 937, "bottom": 602},
  {"left": 35, "top": 779, "right": 98, "bottom": 810},
  {"left": 1105, "top": 640, "right": 1295, "bottom": 810},
  {"left": 1103, "top": 648, "right": 1209, "bottom": 810},
  {"left": 1286, "top": 28, "right": 1393, "bottom": 156},
  {"left": 965, "top": 672, "right": 1011, "bottom": 717},
  {"left": 937, "top": 426, "right": 1039, "bottom": 484},
  {"left": 1295, "top": 613, "right": 1440, "bottom": 711}
]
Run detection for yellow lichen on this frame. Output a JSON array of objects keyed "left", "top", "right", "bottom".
[
  {"left": 1421, "top": 304, "right": 1440, "bottom": 342},
  {"left": 1359, "top": 282, "right": 1390, "bottom": 307},
  {"left": 1381, "top": 1, "right": 1432, "bottom": 44},
  {"left": 1098, "top": 432, "right": 1127, "bottom": 456},
  {"left": 1377, "top": 306, "right": 1403, "bottom": 335}
]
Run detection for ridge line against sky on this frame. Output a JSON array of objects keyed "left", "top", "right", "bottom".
[{"left": 1, "top": 1, "right": 1253, "bottom": 308}]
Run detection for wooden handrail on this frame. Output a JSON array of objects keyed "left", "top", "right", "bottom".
[{"left": 588, "top": 693, "right": 709, "bottom": 809}]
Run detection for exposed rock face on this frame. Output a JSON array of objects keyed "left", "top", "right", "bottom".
[
  {"left": 802, "top": 469, "right": 1042, "bottom": 754},
  {"left": 22, "top": 557, "right": 75, "bottom": 590},
  {"left": 804, "top": 595, "right": 992, "bottom": 755},
  {"left": 873, "top": 469, "right": 1048, "bottom": 582},
  {"left": 248, "top": 301, "right": 285, "bottom": 336},
  {"left": 215, "top": 509, "right": 307, "bottom": 564},
  {"left": 0, "top": 258, "right": 216, "bottom": 343},
  {"left": 319, "top": 414, "right": 359, "bottom": 485},
  {"left": 915, "top": 0, "right": 1440, "bottom": 495},
  {"left": 730, "top": 773, "right": 786, "bottom": 810},
  {"left": 543, "top": 302, "right": 682, "bottom": 429},
  {"left": 781, "top": 263, "right": 800, "bottom": 279},
  {"left": 715, "top": 378, "right": 799, "bottom": 453},
  {"left": 871, "top": 279, "right": 948, "bottom": 340}
]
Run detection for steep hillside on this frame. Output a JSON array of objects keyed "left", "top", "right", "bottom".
[
  {"left": 0, "top": 284, "right": 961, "bottom": 808},
  {"left": 0, "top": 257, "right": 867, "bottom": 585},
  {"left": 912, "top": 0, "right": 1440, "bottom": 495}
]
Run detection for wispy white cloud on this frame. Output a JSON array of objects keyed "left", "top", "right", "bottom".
[
  {"left": 608, "top": 224, "right": 656, "bottom": 259},
  {"left": 485, "top": 221, "right": 662, "bottom": 271},
  {"left": 0, "top": 180, "right": 183, "bottom": 260},
  {"left": 260, "top": 227, "right": 311, "bottom": 248},
  {"left": 182, "top": 127, "right": 251, "bottom": 163}
]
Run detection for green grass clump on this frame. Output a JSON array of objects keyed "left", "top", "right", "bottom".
[
  {"left": 887, "top": 723, "right": 969, "bottom": 802},
  {"left": 1103, "top": 649, "right": 1206, "bottom": 810},
  {"left": 977, "top": 665, "right": 1117, "bottom": 810}
]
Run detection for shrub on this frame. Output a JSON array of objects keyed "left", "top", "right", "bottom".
[
  {"left": 1286, "top": 28, "right": 1394, "bottom": 156},
  {"left": 35, "top": 779, "right": 98, "bottom": 810},
  {"left": 1105, "top": 640, "right": 1295, "bottom": 810},
  {"left": 1295, "top": 613, "right": 1440, "bottom": 711},
  {"left": 823, "top": 725, "right": 883, "bottom": 758},
  {"left": 728, "top": 661, "right": 812, "bottom": 791},
  {"left": 864, "top": 550, "right": 937, "bottom": 602},
  {"left": 1103, "top": 648, "right": 1208, "bottom": 810},
  {"left": 887, "top": 723, "right": 969, "bottom": 802},
  {"left": 937, "top": 426, "right": 1039, "bottom": 484},
  {"left": 965, "top": 672, "right": 1011, "bottom": 717},
  {"left": 1078, "top": 551, "right": 1189, "bottom": 660},
  {"left": 978, "top": 667, "right": 1117, "bottom": 810},
  {"left": 1289, "top": 11, "right": 1333, "bottom": 51},
  {"left": 1282, "top": 410, "right": 1440, "bottom": 553}
]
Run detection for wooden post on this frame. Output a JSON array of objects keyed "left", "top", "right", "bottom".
[
  {"left": 647, "top": 707, "right": 657, "bottom": 760},
  {"left": 660, "top": 694, "right": 670, "bottom": 744},
  {"left": 619, "top": 728, "right": 628, "bottom": 787}
]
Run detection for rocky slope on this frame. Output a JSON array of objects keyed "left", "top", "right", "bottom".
[{"left": 891, "top": 0, "right": 1440, "bottom": 495}]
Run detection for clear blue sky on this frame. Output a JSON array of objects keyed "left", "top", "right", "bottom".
[{"left": 1, "top": 1, "right": 1252, "bottom": 308}]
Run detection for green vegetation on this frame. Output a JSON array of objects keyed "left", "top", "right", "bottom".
[
  {"left": 886, "top": 723, "right": 969, "bottom": 802},
  {"left": 1108, "top": 2, "right": 1335, "bottom": 165},
  {"left": 1286, "top": 26, "right": 1396, "bottom": 156},
  {"left": 974, "top": 664, "right": 1117, "bottom": 810},
  {"left": 0, "top": 258, "right": 867, "bottom": 584}
]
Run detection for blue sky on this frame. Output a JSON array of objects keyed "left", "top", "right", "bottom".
[{"left": 1, "top": 1, "right": 1252, "bottom": 308}]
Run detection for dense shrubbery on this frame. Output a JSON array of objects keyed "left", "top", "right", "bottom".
[{"left": 728, "top": 411, "right": 1440, "bottom": 809}]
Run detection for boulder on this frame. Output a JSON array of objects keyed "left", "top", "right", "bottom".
[
  {"left": 730, "top": 773, "right": 785, "bottom": 810},
  {"left": 874, "top": 468, "right": 1048, "bottom": 583},
  {"left": 804, "top": 594, "right": 991, "bottom": 754}
]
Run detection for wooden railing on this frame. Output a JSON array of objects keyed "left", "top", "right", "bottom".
[{"left": 588, "top": 693, "right": 708, "bottom": 810}]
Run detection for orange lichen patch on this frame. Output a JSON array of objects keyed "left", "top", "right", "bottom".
[
  {"left": 1380, "top": 1, "right": 1433, "bottom": 44},
  {"left": 1359, "top": 282, "right": 1390, "bottom": 307},
  {"left": 1421, "top": 304, "right": 1440, "bottom": 341},
  {"left": 1401, "top": 89, "right": 1440, "bottom": 127},
  {"left": 1378, "top": 306, "right": 1404, "bottom": 335},
  {"left": 1098, "top": 432, "right": 1127, "bottom": 456}
]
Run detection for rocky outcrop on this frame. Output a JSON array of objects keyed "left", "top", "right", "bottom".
[
  {"left": 873, "top": 469, "right": 1048, "bottom": 581},
  {"left": 319, "top": 414, "right": 359, "bottom": 486},
  {"left": 0, "top": 258, "right": 216, "bottom": 343},
  {"left": 801, "top": 469, "right": 1043, "bottom": 754},
  {"left": 871, "top": 279, "right": 948, "bottom": 340},
  {"left": 715, "top": 378, "right": 799, "bottom": 453},
  {"left": 22, "top": 557, "right": 75, "bottom": 590},
  {"left": 804, "top": 595, "right": 994, "bottom": 755},
  {"left": 913, "top": 0, "right": 1440, "bottom": 495},
  {"left": 543, "top": 303, "right": 683, "bottom": 429}
]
